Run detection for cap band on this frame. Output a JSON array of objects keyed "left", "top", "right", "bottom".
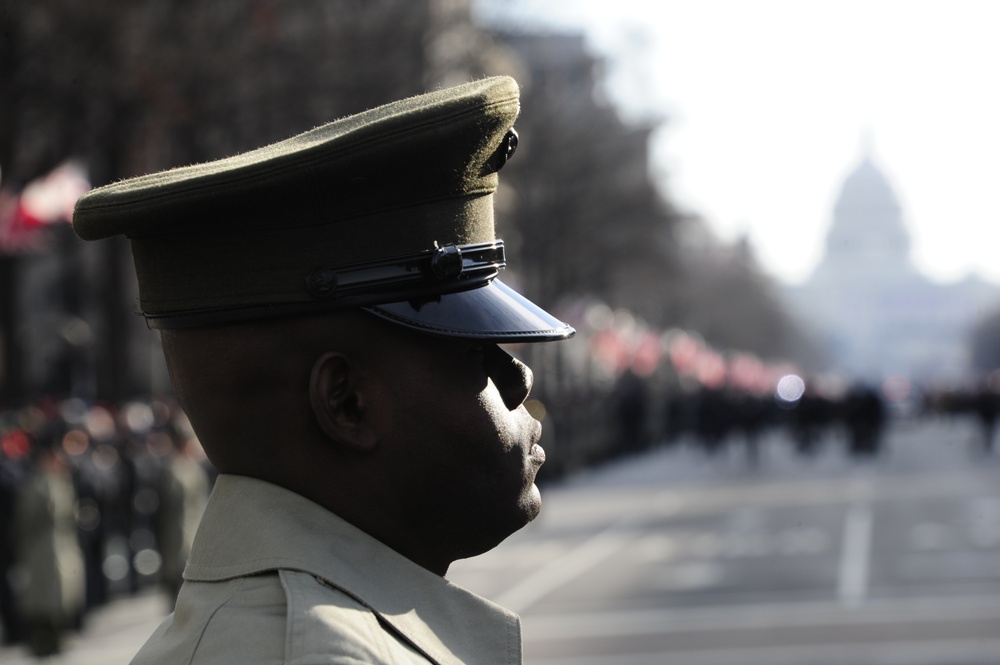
[
  {"left": 304, "top": 241, "right": 504, "bottom": 299},
  {"left": 144, "top": 241, "right": 505, "bottom": 330}
]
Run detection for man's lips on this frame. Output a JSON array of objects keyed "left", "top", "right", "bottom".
[
  {"left": 530, "top": 420, "right": 545, "bottom": 464},
  {"left": 524, "top": 417, "right": 544, "bottom": 465}
]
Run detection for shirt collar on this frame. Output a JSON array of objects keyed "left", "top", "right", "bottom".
[{"left": 184, "top": 474, "right": 520, "bottom": 665}]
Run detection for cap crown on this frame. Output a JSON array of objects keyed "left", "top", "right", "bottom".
[{"left": 72, "top": 77, "right": 520, "bottom": 323}]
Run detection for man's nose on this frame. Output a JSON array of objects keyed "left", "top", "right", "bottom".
[{"left": 484, "top": 345, "right": 533, "bottom": 411}]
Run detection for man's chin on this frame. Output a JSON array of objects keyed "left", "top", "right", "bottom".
[{"left": 520, "top": 482, "right": 542, "bottom": 524}]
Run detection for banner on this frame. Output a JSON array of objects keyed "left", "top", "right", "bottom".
[{"left": 0, "top": 161, "right": 90, "bottom": 255}]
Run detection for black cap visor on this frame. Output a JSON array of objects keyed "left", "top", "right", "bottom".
[{"left": 365, "top": 279, "right": 575, "bottom": 342}]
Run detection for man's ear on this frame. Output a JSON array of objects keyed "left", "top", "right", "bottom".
[{"left": 309, "top": 352, "right": 377, "bottom": 452}]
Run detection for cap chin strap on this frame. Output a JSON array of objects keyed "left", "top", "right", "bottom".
[
  {"left": 303, "top": 240, "right": 504, "bottom": 299},
  {"left": 143, "top": 241, "right": 505, "bottom": 330}
]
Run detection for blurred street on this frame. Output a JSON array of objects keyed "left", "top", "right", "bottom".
[
  {"left": 1, "top": 413, "right": 997, "bottom": 664},
  {"left": 448, "top": 414, "right": 1000, "bottom": 665},
  {"left": 5, "top": 3, "right": 1000, "bottom": 665},
  {"left": 0, "top": 588, "right": 168, "bottom": 665}
]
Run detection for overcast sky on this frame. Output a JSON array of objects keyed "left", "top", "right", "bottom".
[{"left": 476, "top": 0, "right": 1000, "bottom": 285}]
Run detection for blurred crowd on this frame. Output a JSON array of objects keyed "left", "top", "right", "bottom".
[
  {"left": 657, "top": 381, "right": 891, "bottom": 463},
  {"left": 526, "top": 376, "right": 894, "bottom": 481},
  {"left": 535, "top": 370, "right": 1000, "bottom": 481},
  {"left": 3, "top": 371, "right": 998, "bottom": 657},
  {"left": 646, "top": 377, "right": 1000, "bottom": 465},
  {"left": 0, "top": 397, "right": 213, "bottom": 656}
]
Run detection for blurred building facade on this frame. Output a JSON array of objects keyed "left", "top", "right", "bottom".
[
  {"left": 3, "top": 0, "right": 823, "bottom": 407},
  {"left": 1, "top": 0, "right": 498, "bottom": 406},
  {"left": 784, "top": 152, "right": 1000, "bottom": 384}
]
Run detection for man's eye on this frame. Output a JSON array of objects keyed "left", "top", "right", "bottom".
[{"left": 469, "top": 343, "right": 486, "bottom": 354}]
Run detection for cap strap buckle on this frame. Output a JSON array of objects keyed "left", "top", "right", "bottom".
[
  {"left": 144, "top": 242, "right": 507, "bottom": 329},
  {"left": 305, "top": 241, "right": 505, "bottom": 300}
]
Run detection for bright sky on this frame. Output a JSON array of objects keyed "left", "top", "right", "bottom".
[{"left": 475, "top": 0, "right": 1000, "bottom": 285}]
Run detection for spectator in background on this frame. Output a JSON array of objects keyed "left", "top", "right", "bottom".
[
  {"left": 0, "top": 427, "right": 31, "bottom": 645},
  {"left": 12, "top": 432, "right": 85, "bottom": 656},
  {"left": 971, "top": 380, "right": 999, "bottom": 453},
  {"left": 156, "top": 428, "right": 209, "bottom": 605},
  {"left": 844, "top": 383, "right": 887, "bottom": 458},
  {"left": 613, "top": 369, "right": 650, "bottom": 455}
]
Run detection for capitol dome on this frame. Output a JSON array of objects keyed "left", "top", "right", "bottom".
[
  {"left": 821, "top": 155, "right": 911, "bottom": 272},
  {"left": 784, "top": 147, "right": 999, "bottom": 383}
]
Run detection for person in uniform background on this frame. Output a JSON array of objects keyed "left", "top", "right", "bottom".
[
  {"left": 155, "top": 426, "right": 209, "bottom": 605},
  {"left": 844, "top": 382, "right": 886, "bottom": 459},
  {"left": 612, "top": 368, "right": 650, "bottom": 456},
  {"left": 970, "top": 379, "right": 999, "bottom": 453},
  {"left": 12, "top": 430, "right": 85, "bottom": 657},
  {"left": 72, "top": 77, "right": 573, "bottom": 665},
  {"left": 0, "top": 427, "right": 31, "bottom": 645}
]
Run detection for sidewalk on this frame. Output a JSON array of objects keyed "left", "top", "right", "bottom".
[{"left": 0, "top": 590, "right": 170, "bottom": 665}]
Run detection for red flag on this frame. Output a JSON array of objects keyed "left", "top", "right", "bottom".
[{"left": 0, "top": 161, "right": 90, "bottom": 255}]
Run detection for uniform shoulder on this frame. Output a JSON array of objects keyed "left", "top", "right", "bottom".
[
  {"left": 132, "top": 574, "right": 287, "bottom": 665},
  {"left": 280, "top": 569, "right": 431, "bottom": 664}
]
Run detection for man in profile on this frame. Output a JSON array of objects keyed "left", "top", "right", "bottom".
[{"left": 72, "top": 76, "right": 574, "bottom": 665}]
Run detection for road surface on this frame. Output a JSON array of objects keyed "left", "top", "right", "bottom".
[{"left": 2, "top": 414, "right": 998, "bottom": 664}]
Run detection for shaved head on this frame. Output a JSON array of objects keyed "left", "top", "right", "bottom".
[{"left": 160, "top": 311, "right": 374, "bottom": 479}]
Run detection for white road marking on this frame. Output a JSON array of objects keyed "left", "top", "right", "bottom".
[
  {"left": 523, "top": 593, "right": 1000, "bottom": 639},
  {"left": 723, "top": 530, "right": 772, "bottom": 558},
  {"left": 490, "top": 514, "right": 640, "bottom": 614},
  {"left": 527, "top": 637, "right": 1000, "bottom": 665},
  {"left": 634, "top": 533, "right": 682, "bottom": 562},
  {"left": 777, "top": 526, "right": 830, "bottom": 555},
  {"left": 653, "top": 561, "right": 726, "bottom": 591},
  {"left": 837, "top": 503, "right": 872, "bottom": 606},
  {"left": 967, "top": 495, "right": 1000, "bottom": 547},
  {"left": 910, "top": 521, "right": 954, "bottom": 550}
]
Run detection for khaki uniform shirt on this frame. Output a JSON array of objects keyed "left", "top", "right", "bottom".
[{"left": 132, "top": 475, "right": 521, "bottom": 665}]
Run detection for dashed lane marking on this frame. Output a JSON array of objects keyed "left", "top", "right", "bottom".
[{"left": 837, "top": 502, "right": 872, "bottom": 606}]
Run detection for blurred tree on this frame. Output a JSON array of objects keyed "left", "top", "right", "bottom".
[
  {"left": 484, "top": 30, "right": 821, "bottom": 368},
  {"left": 0, "top": 0, "right": 481, "bottom": 187},
  {"left": 673, "top": 233, "right": 826, "bottom": 368},
  {"left": 0, "top": 0, "right": 820, "bottom": 402},
  {"left": 0, "top": 0, "right": 493, "bottom": 403},
  {"left": 485, "top": 32, "right": 682, "bottom": 317}
]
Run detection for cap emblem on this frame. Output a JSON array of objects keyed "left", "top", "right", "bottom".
[
  {"left": 431, "top": 244, "right": 464, "bottom": 279},
  {"left": 490, "top": 128, "right": 519, "bottom": 172},
  {"left": 304, "top": 268, "right": 338, "bottom": 298}
]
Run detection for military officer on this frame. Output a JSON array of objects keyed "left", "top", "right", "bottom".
[{"left": 72, "top": 76, "right": 573, "bottom": 665}]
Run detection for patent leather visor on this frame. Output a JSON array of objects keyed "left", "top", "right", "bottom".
[
  {"left": 144, "top": 240, "right": 574, "bottom": 341},
  {"left": 366, "top": 278, "right": 575, "bottom": 342}
]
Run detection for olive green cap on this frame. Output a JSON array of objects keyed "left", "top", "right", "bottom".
[{"left": 72, "top": 76, "right": 574, "bottom": 341}]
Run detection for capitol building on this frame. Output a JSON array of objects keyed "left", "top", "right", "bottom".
[{"left": 783, "top": 152, "right": 1000, "bottom": 385}]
